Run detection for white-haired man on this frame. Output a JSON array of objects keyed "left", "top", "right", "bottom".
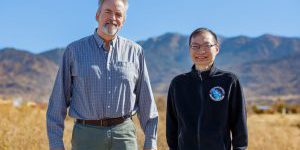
[{"left": 47, "top": 0, "right": 158, "bottom": 150}]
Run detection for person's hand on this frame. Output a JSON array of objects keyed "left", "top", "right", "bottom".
[{"left": 144, "top": 149, "right": 156, "bottom": 150}]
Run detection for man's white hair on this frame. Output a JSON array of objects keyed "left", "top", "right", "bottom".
[{"left": 98, "top": 0, "right": 129, "bottom": 12}]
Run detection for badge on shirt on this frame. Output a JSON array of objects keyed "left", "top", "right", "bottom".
[{"left": 209, "top": 86, "right": 225, "bottom": 102}]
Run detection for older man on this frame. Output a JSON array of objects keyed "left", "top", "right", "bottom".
[
  {"left": 166, "top": 28, "right": 248, "bottom": 150},
  {"left": 46, "top": 0, "right": 158, "bottom": 150}
]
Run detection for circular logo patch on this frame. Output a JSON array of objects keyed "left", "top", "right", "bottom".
[{"left": 209, "top": 86, "right": 225, "bottom": 101}]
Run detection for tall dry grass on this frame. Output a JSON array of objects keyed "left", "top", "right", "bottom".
[
  {"left": 248, "top": 114, "right": 300, "bottom": 150},
  {"left": 0, "top": 99, "right": 299, "bottom": 150}
]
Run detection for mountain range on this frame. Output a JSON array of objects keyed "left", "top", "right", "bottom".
[{"left": 1, "top": 33, "right": 300, "bottom": 102}]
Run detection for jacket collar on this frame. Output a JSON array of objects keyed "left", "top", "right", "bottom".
[{"left": 191, "top": 63, "right": 217, "bottom": 80}]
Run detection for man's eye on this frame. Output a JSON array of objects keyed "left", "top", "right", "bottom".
[
  {"left": 105, "top": 10, "right": 111, "bottom": 14},
  {"left": 115, "top": 13, "right": 122, "bottom": 18}
]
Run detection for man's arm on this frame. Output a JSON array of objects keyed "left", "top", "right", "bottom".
[
  {"left": 229, "top": 78, "right": 248, "bottom": 150},
  {"left": 135, "top": 48, "right": 158, "bottom": 150},
  {"left": 166, "top": 81, "right": 178, "bottom": 150},
  {"left": 46, "top": 47, "right": 72, "bottom": 150}
]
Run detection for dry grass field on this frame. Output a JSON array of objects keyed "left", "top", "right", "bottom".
[{"left": 0, "top": 99, "right": 299, "bottom": 150}]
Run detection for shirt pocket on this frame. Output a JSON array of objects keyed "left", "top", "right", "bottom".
[
  {"left": 79, "top": 64, "right": 102, "bottom": 79},
  {"left": 72, "top": 63, "right": 102, "bottom": 89},
  {"left": 112, "top": 62, "right": 137, "bottom": 83}
]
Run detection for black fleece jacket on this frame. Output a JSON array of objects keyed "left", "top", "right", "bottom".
[{"left": 166, "top": 64, "right": 248, "bottom": 150}]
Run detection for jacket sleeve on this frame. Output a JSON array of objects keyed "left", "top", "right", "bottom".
[
  {"left": 166, "top": 81, "right": 178, "bottom": 150},
  {"left": 229, "top": 78, "right": 248, "bottom": 150}
]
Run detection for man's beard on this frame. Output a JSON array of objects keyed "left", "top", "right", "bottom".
[{"left": 102, "top": 23, "right": 119, "bottom": 36}]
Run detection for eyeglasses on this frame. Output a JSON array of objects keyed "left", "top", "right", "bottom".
[{"left": 190, "top": 43, "right": 217, "bottom": 52}]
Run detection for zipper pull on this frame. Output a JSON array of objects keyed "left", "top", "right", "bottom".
[{"left": 198, "top": 71, "right": 203, "bottom": 82}]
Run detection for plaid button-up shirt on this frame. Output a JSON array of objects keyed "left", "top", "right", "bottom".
[{"left": 46, "top": 30, "right": 158, "bottom": 149}]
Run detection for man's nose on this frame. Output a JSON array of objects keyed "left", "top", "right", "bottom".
[
  {"left": 108, "top": 13, "right": 116, "bottom": 20},
  {"left": 195, "top": 49, "right": 206, "bottom": 54},
  {"left": 199, "top": 50, "right": 206, "bottom": 54}
]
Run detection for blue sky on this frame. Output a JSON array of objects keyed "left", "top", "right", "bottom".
[{"left": 1, "top": 0, "right": 299, "bottom": 53}]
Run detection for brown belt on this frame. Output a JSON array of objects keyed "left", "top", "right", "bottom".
[{"left": 76, "top": 115, "right": 131, "bottom": 127}]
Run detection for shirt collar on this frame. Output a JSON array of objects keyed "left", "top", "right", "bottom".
[{"left": 93, "top": 28, "right": 118, "bottom": 49}]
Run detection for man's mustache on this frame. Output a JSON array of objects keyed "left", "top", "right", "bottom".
[{"left": 105, "top": 19, "right": 118, "bottom": 26}]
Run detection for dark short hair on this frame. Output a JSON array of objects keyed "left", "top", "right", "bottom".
[{"left": 189, "top": 27, "right": 219, "bottom": 45}]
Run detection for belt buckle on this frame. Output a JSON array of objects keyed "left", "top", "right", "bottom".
[{"left": 100, "top": 119, "right": 103, "bottom": 126}]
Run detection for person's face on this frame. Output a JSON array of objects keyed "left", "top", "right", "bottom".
[
  {"left": 189, "top": 32, "right": 219, "bottom": 68},
  {"left": 96, "top": 0, "right": 126, "bottom": 40}
]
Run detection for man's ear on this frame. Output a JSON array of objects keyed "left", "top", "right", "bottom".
[
  {"left": 122, "top": 14, "right": 126, "bottom": 24},
  {"left": 121, "top": 18, "right": 126, "bottom": 27},
  {"left": 215, "top": 44, "right": 220, "bottom": 54},
  {"left": 124, "top": 14, "right": 127, "bottom": 22},
  {"left": 95, "top": 11, "right": 100, "bottom": 21},
  {"left": 118, "top": 15, "right": 126, "bottom": 28}
]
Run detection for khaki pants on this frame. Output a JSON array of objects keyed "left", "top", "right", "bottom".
[{"left": 71, "top": 119, "right": 138, "bottom": 150}]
